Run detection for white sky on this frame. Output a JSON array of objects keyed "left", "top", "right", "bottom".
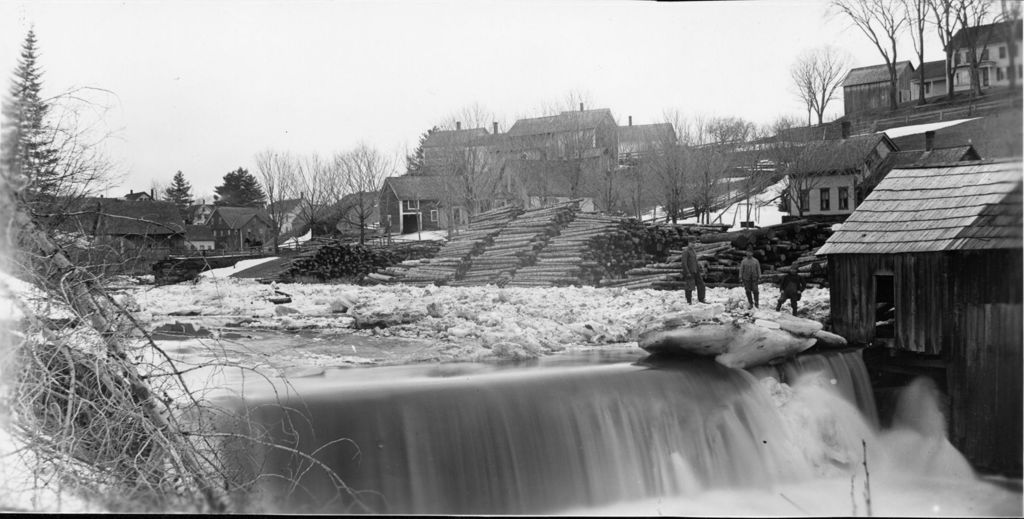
[{"left": 0, "top": 0, "right": 949, "bottom": 199}]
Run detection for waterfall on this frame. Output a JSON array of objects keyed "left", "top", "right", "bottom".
[{"left": 216, "top": 350, "right": 999, "bottom": 515}]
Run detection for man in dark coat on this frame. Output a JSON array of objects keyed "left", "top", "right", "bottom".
[
  {"left": 739, "top": 248, "right": 761, "bottom": 309},
  {"left": 776, "top": 266, "right": 805, "bottom": 315},
  {"left": 679, "top": 238, "right": 706, "bottom": 304}
]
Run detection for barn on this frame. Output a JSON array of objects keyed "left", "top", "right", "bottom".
[{"left": 817, "top": 159, "right": 1022, "bottom": 475}]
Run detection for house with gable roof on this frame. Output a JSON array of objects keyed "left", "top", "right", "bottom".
[
  {"left": 781, "top": 130, "right": 899, "bottom": 218},
  {"left": 208, "top": 206, "right": 273, "bottom": 251},
  {"left": 842, "top": 61, "right": 916, "bottom": 115},
  {"left": 505, "top": 107, "right": 619, "bottom": 163},
  {"left": 950, "top": 19, "right": 1023, "bottom": 92},
  {"left": 379, "top": 176, "right": 454, "bottom": 234}
]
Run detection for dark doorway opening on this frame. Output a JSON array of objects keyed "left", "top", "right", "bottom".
[
  {"left": 401, "top": 214, "right": 419, "bottom": 234},
  {"left": 875, "top": 274, "right": 895, "bottom": 339}
]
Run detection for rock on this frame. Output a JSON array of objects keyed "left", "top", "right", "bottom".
[
  {"left": 284, "top": 366, "right": 325, "bottom": 378},
  {"left": 447, "top": 326, "right": 473, "bottom": 338},
  {"left": 168, "top": 307, "right": 201, "bottom": 316},
  {"left": 151, "top": 321, "right": 213, "bottom": 340},
  {"left": 715, "top": 324, "right": 816, "bottom": 369},
  {"left": 812, "top": 329, "right": 848, "bottom": 348},
  {"left": 329, "top": 292, "right": 360, "bottom": 314},
  {"left": 491, "top": 341, "right": 541, "bottom": 361},
  {"left": 638, "top": 319, "right": 817, "bottom": 369},
  {"left": 351, "top": 307, "right": 426, "bottom": 329},
  {"left": 267, "top": 296, "right": 292, "bottom": 305},
  {"left": 425, "top": 301, "right": 444, "bottom": 318},
  {"left": 275, "top": 305, "right": 301, "bottom": 316},
  {"left": 753, "top": 309, "right": 824, "bottom": 336}
]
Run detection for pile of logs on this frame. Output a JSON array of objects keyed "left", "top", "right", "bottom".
[
  {"left": 373, "top": 205, "right": 523, "bottom": 286},
  {"left": 601, "top": 219, "right": 834, "bottom": 290},
  {"left": 505, "top": 213, "right": 625, "bottom": 288},
  {"left": 600, "top": 241, "right": 729, "bottom": 290},
  {"left": 698, "top": 220, "right": 833, "bottom": 287},
  {"left": 449, "top": 201, "right": 579, "bottom": 287},
  {"left": 284, "top": 242, "right": 396, "bottom": 282}
]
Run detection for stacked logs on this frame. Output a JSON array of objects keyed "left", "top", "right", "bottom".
[
  {"left": 284, "top": 241, "right": 396, "bottom": 282},
  {"left": 599, "top": 242, "right": 729, "bottom": 290},
  {"left": 505, "top": 213, "right": 625, "bottom": 288},
  {"left": 697, "top": 220, "right": 834, "bottom": 287},
  {"left": 449, "top": 201, "right": 579, "bottom": 287},
  {"left": 375, "top": 205, "right": 523, "bottom": 286},
  {"left": 604, "top": 220, "right": 834, "bottom": 290}
]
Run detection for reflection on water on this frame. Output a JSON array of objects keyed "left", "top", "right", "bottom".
[{"left": 217, "top": 348, "right": 1022, "bottom": 516}]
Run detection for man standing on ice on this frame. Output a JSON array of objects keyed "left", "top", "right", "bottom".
[
  {"left": 775, "top": 266, "right": 805, "bottom": 315},
  {"left": 679, "top": 238, "right": 706, "bottom": 304},
  {"left": 739, "top": 248, "right": 761, "bottom": 309}
]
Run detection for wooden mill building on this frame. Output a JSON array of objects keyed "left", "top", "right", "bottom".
[{"left": 818, "top": 159, "right": 1022, "bottom": 475}]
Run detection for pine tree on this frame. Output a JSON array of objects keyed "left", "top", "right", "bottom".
[
  {"left": 163, "top": 170, "right": 193, "bottom": 207},
  {"left": 1, "top": 29, "right": 61, "bottom": 212},
  {"left": 405, "top": 126, "right": 438, "bottom": 175},
  {"left": 214, "top": 167, "right": 266, "bottom": 207}
]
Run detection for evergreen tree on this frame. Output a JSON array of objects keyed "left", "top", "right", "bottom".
[
  {"left": 163, "top": 170, "right": 193, "bottom": 207},
  {"left": 214, "top": 167, "right": 266, "bottom": 207},
  {"left": 1, "top": 29, "right": 61, "bottom": 212},
  {"left": 405, "top": 126, "right": 438, "bottom": 175}
]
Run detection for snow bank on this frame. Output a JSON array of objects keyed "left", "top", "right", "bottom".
[{"left": 199, "top": 256, "right": 281, "bottom": 279}]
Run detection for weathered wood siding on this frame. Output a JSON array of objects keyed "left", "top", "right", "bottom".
[
  {"left": 829, "top": 248, "right": 1023, "bottom": 474},
  {"left": 378, "top": 188, "right": 401, "bottom": 233},
  {"left": 828, "top": 250, "right": 1021, "bottom": 353},
  {"left": 947, "top": 303, "right": 1023, "bottom": 474}
]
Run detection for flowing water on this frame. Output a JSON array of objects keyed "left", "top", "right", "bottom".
[{"left": 215, "top": 347, "right": 1022, "bottom": 516}]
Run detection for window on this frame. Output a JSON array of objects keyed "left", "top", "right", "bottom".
[
  {"left": 1000, "top": 46, "right": 1007, "bottom": 59},
  {"left": 982, "top": 67, "right": 990, "bottom": 87},
  {"left": 819, "top": 188, "right": 831, "bottom": 211},
  {"left": 403, "top": 199, "right": 419, "bottom": 211},
  {"left": 924, "top": 82, "right": 931, "bottom": 94},
  {"left": 998, "top": 67, "right": 1005, "bottom": 81},
  {"left": 429, "top": 209, "right": 438, "bottom": 222},
  {"left": 838, "top": 187, "right": 849, "bottom": 210},
  {"left": 453, "top": 207, "right": 463, "bottom": 224},
  {"left": 799, "top": 190, "right": 810, "bottom": 212},
  {"left": 981, "top": 48, "right": 989, "bottom": 61}
]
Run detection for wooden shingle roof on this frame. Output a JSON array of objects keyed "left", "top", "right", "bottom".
[
  {"left": 818, "top": 160, "right": 1023, "bottom": 255},
  {"left": 843, "top": 61, "right": 914, "bottom": 87},
  {"left": 785, "top": 133, "right": 895, "bottom": 176},
  {"left": 384, "top": 175, "right": 451, "bottom": 201}
]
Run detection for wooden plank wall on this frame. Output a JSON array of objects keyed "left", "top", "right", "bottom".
[{"left": 947, "top": 303, "right": 1023, "bottom": 475}]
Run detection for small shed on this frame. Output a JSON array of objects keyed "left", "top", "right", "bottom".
[
  {"left": 208, "top": 206, "right": 273, "bottom": 251},
  {"left": 818, "top": 159, "right": 1022, "bottom": 475}
]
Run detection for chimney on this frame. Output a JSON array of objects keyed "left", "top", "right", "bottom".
[
  {"left": 579, "top": 102, "right": 584, "bottom": 112},
  {"left": 151, "top": 188, "right": 155, "bottom": 199},
  {"left": 628, "top": 115, "right": 633, "bottom": 127},
  {"left": 456, "top": 121, "right": 461, "bottom": 130},
  {"left": 493, "top": 121, "right": 499, "bottom": 134},
  {"left": 924, "top": 130, "right": 936, "bottom": 151},
  {"left": 840, "top": 121, "right": 851, "bottom": 139}
]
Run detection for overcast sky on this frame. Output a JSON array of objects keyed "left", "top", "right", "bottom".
[{"left": 0, "top": 0, "right": 949, "bottom": 200}]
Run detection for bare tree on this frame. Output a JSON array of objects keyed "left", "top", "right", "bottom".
[
  {"left": 905, "top": 0, "right": 932, "bottom": 104},
  {"left": 535, "top": 88, "right": 596, "bottom": 116},
  {"left": 439, "top": 102, "right": 502, "bottom": 132},
  {"left": 254, "top": 149, "right": 298, "bottom": 253},
  {"left": 691, "top": 116, "right": 753, "bottom": 224},
  {"left": 651, "top": 110, "right": 692, "bottom": 224},
  {"left": 791, "top": 46, "right": 851, "bottom": 125},
  {"left": 956, "top": 0, "right": 996, "bottom": 97},
  {"left": 338, "top": 144, "right": 394, "bottom": 244},
  {"left": 294, "top": 153, "right": 345, "bottom": 237},
  {"left": 833, "top": 0, "right": 909, "bottom": 110},
  {"left": 929, "top": 0, "right": 967, "bottom": 100}
]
